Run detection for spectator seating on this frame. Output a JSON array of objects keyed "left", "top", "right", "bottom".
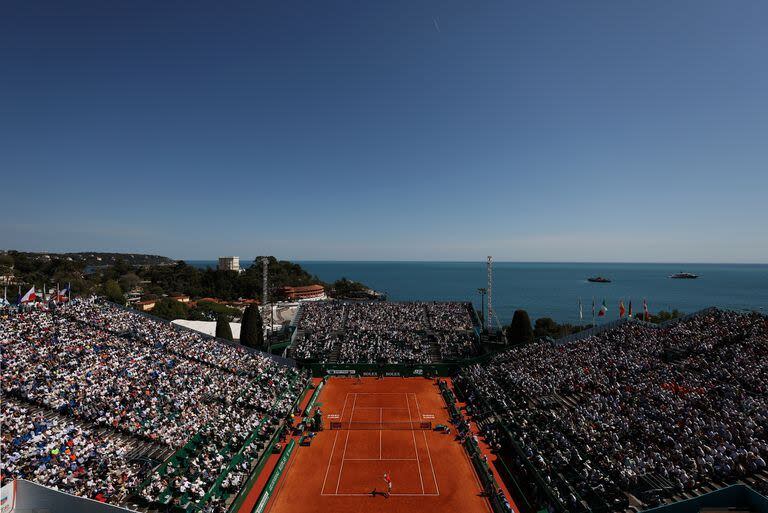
[
  {"left": 1, "top": 298, "right": 308, "bottom": 513},
  {"left": 456, "top": 309, "right": 768, "bottom": 513}
]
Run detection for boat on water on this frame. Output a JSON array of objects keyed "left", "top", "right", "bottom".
[
  {"left": 587, "top": 276, "right": 611, "bottom": 283},
  {"left": 669, "top": 272, "right": 699, "bottom": 279}
]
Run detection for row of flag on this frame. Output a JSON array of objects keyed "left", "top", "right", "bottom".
[
  {"left": 578, "top": 297, "right": 650, "bottom": 322},
  {"left": 3, "top": 283, "right": 71, "bottom": 305}
]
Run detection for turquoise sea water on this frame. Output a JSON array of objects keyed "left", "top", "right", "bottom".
[{"left": 186, "top": 261, "right": 768, "bottom": 324}]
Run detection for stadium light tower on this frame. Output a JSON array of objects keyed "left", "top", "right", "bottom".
[
  {"left": 260, "top": 256, "right": 275, "bottom": 337},
  {"left": 260, "top": 257, "right": 269, "bottom": 306},
  {"left": 486, "top": 256, "right": 493, "bottom": 332}
]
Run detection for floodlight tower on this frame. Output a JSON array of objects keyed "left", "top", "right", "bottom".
[
  {"left": 486, "top": 256, "right": 493, "bottom": 332},
  {"left": 260, "top": 257, "right": 269, "bottom": 306}
]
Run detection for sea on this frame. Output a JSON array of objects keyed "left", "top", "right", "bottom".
[{"left": 186, "top": 261, "right": 768, "bottom": 325}]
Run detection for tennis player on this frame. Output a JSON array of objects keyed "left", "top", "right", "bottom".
[{"left": 383, "top": 472, "right": 392, "bottom": 497}]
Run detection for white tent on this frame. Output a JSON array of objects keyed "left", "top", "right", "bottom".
[{"left": 171, "top": 319, "right": 241, "bottom": 340}]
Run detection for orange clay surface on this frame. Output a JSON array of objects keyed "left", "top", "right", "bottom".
[{"left": 265, "top": 377, "right": 492, "bottom": 513}]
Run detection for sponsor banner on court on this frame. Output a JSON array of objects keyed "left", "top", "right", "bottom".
[
  {"left": 327, "top": 369, "right": 356, "bottom": 375},
  {"left": 346, "top": 369, "right": 428, "bottom": 378},
  {"left": 310, "top": 353, "right": 494, "bottom": 378},
  {"left": 254, "top": 439, "right": 295, "bottom": 513},
  {"left": 304, "top": 381, "right": 325, "bottom": 415}
]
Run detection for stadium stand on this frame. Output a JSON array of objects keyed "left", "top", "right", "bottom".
[
  {"left": 4, "top": 297, "right": 767, "bottom": 513},
  {"left": 455, "top": 309, "right": 768, "bottom": 513},
  {"left": 1, "top": 298, "right": 309, "bottom": 512},
  {"left": 290, "top": 301, "right": 479, "bottom": 363}
]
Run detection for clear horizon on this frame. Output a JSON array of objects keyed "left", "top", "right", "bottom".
[
  {"left": 2, "top": 0, "right": 767, "bottom": 262},
  {"left": 4, "top": 249, "right": 768, "bottom": 266}
]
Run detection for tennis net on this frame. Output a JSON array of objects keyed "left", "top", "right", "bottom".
[{"left": 329, "top": 421, "right": 432, "bottom": 430}]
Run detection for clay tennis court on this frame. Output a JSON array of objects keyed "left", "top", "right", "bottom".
[{"left": 265, "top": 377, "right": 492, "bottom": 513}]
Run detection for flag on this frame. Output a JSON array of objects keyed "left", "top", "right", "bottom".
[
  {"left": 19, "top": 286, "right": 37, "bottom": 304},
  {"left": 643, "top": 298, "right": 649, "bottom": 321},
  {"left": 591, "top": 298, "right": 595, "bottom": 323},
  {"left": 57, "top": 285, "right": 70, "bottom": 302},
  {"left": 579, "top": 298, "right": 583, "bottom": 321},
  {"left": 598, "top": 299, "right": 608, "bottom": 317},
  {"left": 619, "top": 300, "right": 626, "bottom": 318},
  {"left": 628, "top": 300, "right": 633, "bottom": 318}
]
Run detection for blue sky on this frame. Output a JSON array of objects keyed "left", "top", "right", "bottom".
[{"left": 1, "top": 0, "right": 767, "bottom": 262}]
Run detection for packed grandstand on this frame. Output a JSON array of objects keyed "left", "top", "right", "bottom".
[
  {"left": 456, "top": 309, "right": 768, "bottom": 511},
  {"left": 2, "top": 299, "right": 767, "bottom": 513},
  {"left": 1, "top": 298, "right": 308, "bottom": 513},
  {"left": 289, "top": 300, "right": 480, "bottom": 363}
]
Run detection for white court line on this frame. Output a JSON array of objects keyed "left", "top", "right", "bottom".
[
  {"left": 414, "top": 393, "right": 424, "bottom": 419},
  {"left": 321, "top": 493, "right": 440, "bottom": 497},
  {"left": 320, "top": 393, "right": 349, "bottom": 493},
  {"left": 414, "top": 393, "right": 440, "bottom": 496},
  {"left": 339, "top": 393, "right": 351, "bottom": 420},
  {"left": 422, "top": 429, "right": 440, "bottom": 495},
  {"left": 335, "top": 393, "right": 357, "bottom": 494},
  {"left": 406, "top": 393, "right": 425, "bottom": 493},
  {"left": 344, "top": 458, "right": 418, "bottom": 461},
  {"left": 354, "top": 406, "right": 410, "bottom": 410},
  {"left": 321, "top": 431, "right": 340, "bottom": 494}
]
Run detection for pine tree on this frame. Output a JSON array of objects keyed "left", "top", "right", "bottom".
[
  {"left": 256, "top": 309, "right": 265, "bottom": 350},
  {"left": 506, "top": 310, "right": 534, "bottom": 344},
  {"left": 215, "top": 314, "right": 233, "bottom": 341},
  {"left": 240, "top": 305, "right": 264, "bottom": 348}
]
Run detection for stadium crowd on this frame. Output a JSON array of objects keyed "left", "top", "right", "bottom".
[
  {"left": 457, "top": 309, "right": 768, "bottom": 511},
  {"left": 1, "top": 398, "right": 144, "bottom": 504},
  {"left": 64, "top": 299, "right": 271, "bottom": 376},
  {"left": 339, "top": 330, "right": 431, "bottom": 364},
  {"left": 292, "top": 300, "right": 479, "bottom": 363},
  {"left": 1, "top": 298, "right": 307, "bottom": 510}
]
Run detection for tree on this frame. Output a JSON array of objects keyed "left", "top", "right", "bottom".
[
  {"left": 104, "top": 280, "right": 125, "bottom": 305},
  {"left": 648, "top": 309, "right": 683, "bottom": 323},
  {"left": 196, "top": 300, "right": 240, "bottom": 319},
  {"left": 240, "top": 305, "right": 264, "bottom": 348},
  {"left": 151, "top": 298, "right": 189, "bottom": 321},
  {"left": 534, "top": 317, "right": 560, "bottom": 339},
  {"left": 119, "top": 272, "right": 141, "bottom": 294},
  {"left": 331, "top": 278, "right": 367, "bottom": 298},
  {"left": 506, "top": 309, "right": 533, "bottom": 345},
  {"left": 216, "top": 314, "right": 233, "bottom": 341}
]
